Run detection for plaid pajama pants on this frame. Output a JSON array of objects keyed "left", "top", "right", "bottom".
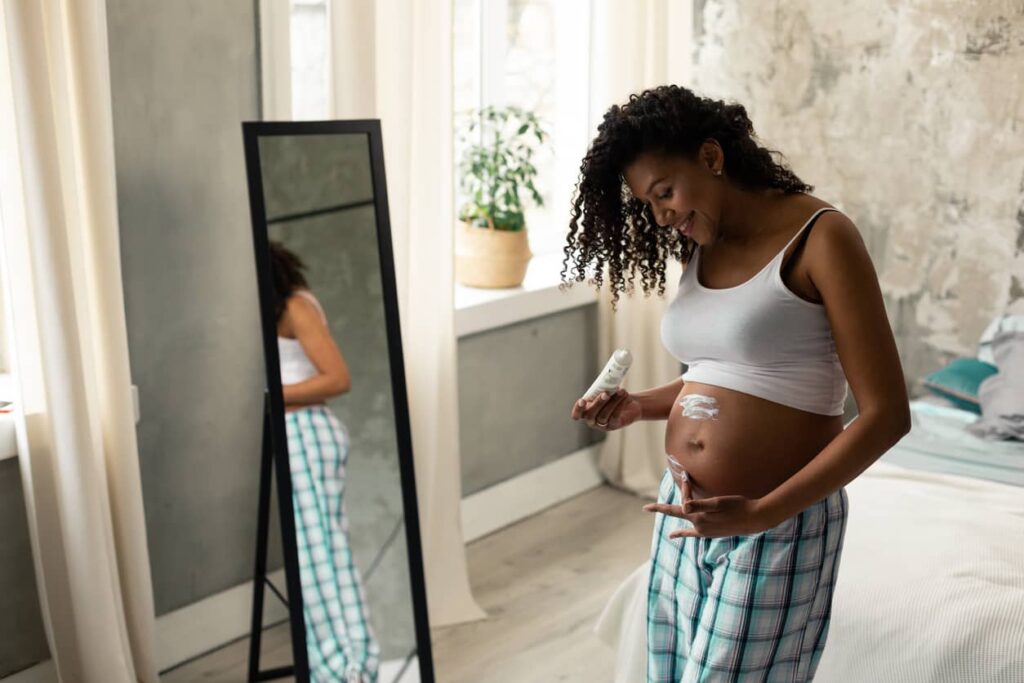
[
  {"left": 647, "top": 469, "right": 848, "bottom": 683},
  {"left": 285, "top": 405, "right": 380, "bottom": 683}
]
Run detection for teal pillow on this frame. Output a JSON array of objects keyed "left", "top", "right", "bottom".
[{"left": 922, "top": 357, "right": 999, "bottom": 414}]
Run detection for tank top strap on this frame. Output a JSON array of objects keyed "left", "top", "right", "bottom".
[
  {"left": 293, "top": 289, "right": 328, "bottom": 324},
  {"left": 687, "top": 207, "right": 841, "bottom": 282},
  {"left": 779, "top": 207, "right": 839, "bottom": 256},
  {"left": 777, "top": 207, "right": 840, "bottom": 278}
]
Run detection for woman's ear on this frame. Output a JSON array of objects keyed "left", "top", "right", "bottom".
[
  {"left": 700, "top": 139, "right": 723, "bottom": 173},
  {"left": 700, "top": 137, "right": 724, "bottom": 171}
]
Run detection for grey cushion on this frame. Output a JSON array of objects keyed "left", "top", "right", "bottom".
[{"left": 966, "top": 330, "right": 1024, "bottom": 441}]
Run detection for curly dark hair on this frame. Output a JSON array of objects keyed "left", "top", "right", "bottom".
[
  {"left": 268, "top": 240, "right": 309, "bottom": 323},
  {"left": 559, "top": 84, "right": 814, "bottom": 310}
]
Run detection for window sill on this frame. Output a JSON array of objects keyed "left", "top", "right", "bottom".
[
  {"left": 454, "top": 251, "right": 599, "bottom": 337},
  {"left": 0, "top": 375, "right": 141, "bottom": 462}
]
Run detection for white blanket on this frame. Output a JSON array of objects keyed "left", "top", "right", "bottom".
[{"left": 595, "top": 461, "right": 1024, "bottom": 682}]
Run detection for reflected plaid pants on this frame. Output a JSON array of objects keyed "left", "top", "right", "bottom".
[
  {"left": 286, "top": 406, "right": 380, "bottom": 683},
  {"left": 647, "top": 469, "right": 848, "bottom": 682}
]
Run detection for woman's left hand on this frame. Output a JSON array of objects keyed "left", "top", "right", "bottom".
[{"left": 642, "top": 471, "right": 777, "bottom": 538}]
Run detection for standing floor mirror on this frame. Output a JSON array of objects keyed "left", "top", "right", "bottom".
[{"left": 242, "top": 120, "right": 433, "bottom": 683}]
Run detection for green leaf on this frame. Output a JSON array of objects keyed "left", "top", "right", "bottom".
[{"left": 457, "top": 105, "right": 550, "bottom": 218}]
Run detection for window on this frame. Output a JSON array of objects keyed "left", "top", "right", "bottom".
[
  {"left": 285, "top": 0, "right": 595, "bottom": 257},
  {"left": 290, "top": 0, "right": 329, "bottom": 120},
  {"left": 454, "top": 0, "right": 593, "bottom": 257}
]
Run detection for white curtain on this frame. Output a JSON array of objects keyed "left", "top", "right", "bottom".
[
  {"left": 589, "top": 0, "right": 694, "bottom": 499},
  {"left": 259, "top": 0, "right": 292, "bottom": 120},
  {"left": 310, "top": 0, "right": 484, "bottom": 627},
  {"left": 325, "top": 0, "right": 486, "bottom": 628},
  {"left": 0, "top": 1, "right": 159, "bottom": 682}
]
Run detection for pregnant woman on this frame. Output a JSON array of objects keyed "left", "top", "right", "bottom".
[
  {"left": 271, "top": 241, "right": 380, "bottom": 683},
  {"left": 567, "top": 85, "right": 911, "bottom": 682}
]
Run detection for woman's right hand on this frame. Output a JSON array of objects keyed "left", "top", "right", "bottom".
[{"left": 571, "top": 388, "right": 643, "bottom": 431}]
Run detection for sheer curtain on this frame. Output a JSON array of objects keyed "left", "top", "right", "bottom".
[
  {"left": 257, "top": 0, "right": 486, "bottom": 627},
  {"left": 259, "top": 0, "right": 292, "bottom": 121},
  {"left": 326, "top": 0, "right": 486, "bottom": 628},
  {"left": 0, "top": 0, "right": 158, "bottom": 681},
  {"left": 588, "top": 0, "right": 693, "bottom": 498}
]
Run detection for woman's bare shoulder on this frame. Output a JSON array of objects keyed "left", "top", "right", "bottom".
[
  {"left": 286, "top": 292, "right": 318, "bottom": 313},
  {"left": 781, "top": 192, "right": 838, "bottom": 216},
  {"left": 284, "top": 293, "right": 326, "bottom": 330}
]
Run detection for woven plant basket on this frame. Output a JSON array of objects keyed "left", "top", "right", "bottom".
[{"left": 454, "top": 216, "right": 533, "bottom": 288}]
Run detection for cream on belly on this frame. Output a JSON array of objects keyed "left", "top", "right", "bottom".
[
  {"left": 679, "top": 393, "right": 720, "bottom": 420},
  {"left": 666, "top": 453, "right": 688, "bottom": 483},
  {"left": 666, "top": 394, "right": 721, "bottom": 497}
]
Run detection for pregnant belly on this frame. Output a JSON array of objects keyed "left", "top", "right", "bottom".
[{"left": 664, "top": 382, "right": 845, "bottom": 500}]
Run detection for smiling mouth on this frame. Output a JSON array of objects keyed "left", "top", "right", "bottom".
[{"left": 675, "top": 212, "right": 695, "bottom": 236}]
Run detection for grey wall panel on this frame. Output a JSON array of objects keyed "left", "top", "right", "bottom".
[
  {"left": 457, "top": 304, "right": 605, "bottom": 496},
  {"left": 0, "top": 460, "right": 49, "bottom": 676},
  {"left": 106, "top": 0, "right": 276, "bottom": 615}
]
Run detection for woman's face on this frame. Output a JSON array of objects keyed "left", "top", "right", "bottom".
[{"left": 622, "top": 144, "right": 724, "bottom": 246}]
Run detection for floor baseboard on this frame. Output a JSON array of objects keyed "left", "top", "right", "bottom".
[
  {"left": 1, "top": 660, "right": 54, "bottom": 683},
  {"left": 461, "top": 445, "right": 604, "bottom": 543},
  {"left": 3, "top": 569, "right": 290, "bottom": 681},
  {"left": 156, "top": 568, "right": 290, "bottom": 672}
]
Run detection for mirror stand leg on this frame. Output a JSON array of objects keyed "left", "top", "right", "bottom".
[{"left": 247, "top": 392, "right": 294, "bottom": 681}]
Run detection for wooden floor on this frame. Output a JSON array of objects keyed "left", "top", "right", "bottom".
[
  {"left": 431, "top": 484, "right": 651, "bottom": 683},
  {"left": 161, "top": 619, "right": 295, "bottom": 682},
  {"left": 162, "top": 484, "right": 651, "bottom": 682}
]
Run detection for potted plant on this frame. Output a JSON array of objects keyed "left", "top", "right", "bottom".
[{"left": 455, "top": 105, "right": 549, "bottom": 288}]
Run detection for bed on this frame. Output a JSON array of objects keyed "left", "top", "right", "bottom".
[{"left": 594, "top": 397, "right": 1024, "bottom": 682}]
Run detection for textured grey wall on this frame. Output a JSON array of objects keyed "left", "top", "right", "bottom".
[
  {"left": 262, "top": 133, "right": 416, "bottom": 659},
  {"left": 692, "top": 0, "right": 1024, "bottom": 393},
  {"left": 107, "top": 0, "right": 274, "bottom": 615},
  {"left": 457, "top": 305, "right": 605, "bottom": 495},
  {"left": 261, "top": 134, "right": 374, "bottom": 217}
]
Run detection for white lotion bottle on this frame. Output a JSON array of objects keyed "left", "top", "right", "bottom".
[{"left": 583, "top": 349, "right": 633, "bottom": 400}]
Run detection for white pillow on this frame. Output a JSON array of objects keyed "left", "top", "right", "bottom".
[
  {"left": 967, "top": 330, "right": 1024, "bottom": 441},
  {"left": 977, "top": 314, "right": 1024, "bottom": 364}
]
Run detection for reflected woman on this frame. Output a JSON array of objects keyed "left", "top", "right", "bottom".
[{"left": 270, "top": 240, "right": 381, "bottom": 683}]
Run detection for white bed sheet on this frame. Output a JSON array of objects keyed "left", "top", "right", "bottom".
[
  {"left": 595, "top": 461, "right": 1024, "bottom": 682},
  {"left": 882, "top": 399, "right": 1024, "bottom": 486}
]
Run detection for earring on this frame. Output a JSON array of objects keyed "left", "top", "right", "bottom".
[{"left": 713, "top": 169, "right": 722, "bottom": 176}]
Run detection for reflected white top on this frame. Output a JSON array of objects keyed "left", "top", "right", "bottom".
[{"left": 278, "top": 290, "right": 327, "bottom": 385}]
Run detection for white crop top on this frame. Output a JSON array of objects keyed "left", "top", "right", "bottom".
[
  {"left": 278, "top": 290, "right": 327, "bottom": 385},
  {"left": 661, "top": 207, "right": 848, "bottom": 416}
]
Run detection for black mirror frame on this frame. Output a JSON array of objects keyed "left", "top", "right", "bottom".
[{"left": 241, "top": 119, "right": 435, "bottom": 683}]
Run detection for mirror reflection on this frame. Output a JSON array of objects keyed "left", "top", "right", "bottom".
[{"left": 257, "top": 132, "right": 418, "bottom": 682}]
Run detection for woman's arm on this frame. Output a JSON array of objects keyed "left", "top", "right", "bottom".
[
  {"left": 631, "top": 376, "right": 685, "bottom": 421},
  {"left": 758, "top": 212, "right": 911, "bottom": 524},
  {"left": 281, "top": 296, "right": 351, "bottom": 407}
]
